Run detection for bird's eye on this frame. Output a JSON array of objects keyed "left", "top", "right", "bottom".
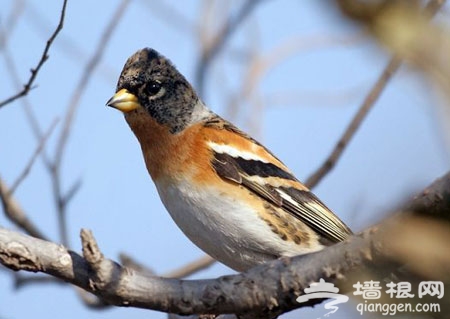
[{"left": 145, "top": 81, "right": 162, "bottom": 96}]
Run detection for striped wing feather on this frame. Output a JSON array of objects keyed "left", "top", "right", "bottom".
[{"left": 211, "top": 150, "right": 352, "bottom": 244}]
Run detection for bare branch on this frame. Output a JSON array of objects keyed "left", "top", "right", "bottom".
[
  {"left": 163, "top": 255, "right": 216, "bottom": 279},
  {"left": 25, "top": 2, "right": 118, "bottom": 83},
  {"left": 263, "top": 85, "right": 364, "bottom": 109},
  {"left": 75, "top": 287, "right": 110, "bottom": 309},
  {"left": 305, "top": 0, "right": 446, "bottom": 189},
  {"left": 225, "top": 32, "right": 365, "bottom": 134},
  {"left": 0, "top": 226, "right": 346, "bottom": 315},
  {"left": 0, "top": 172, "right": 449, "bottom": 317},
  {"left": 0, "top": 0, "right": 25, "bottom": 48},
  {"left": 305, "top": 56, "right": 401, "bottom": 189},
  {"left": 139, "top": 0, "right": 194, "bottom": 34},
  {"left": 0, "top": 39, "right": 52, "bottom": 168},
  {"left": 336, "top": 0, "right": 450, "bottom": 96},
  {"left": 77, "top": 251, "right": 215, "bottom": 310},
  {"left": 0, "top": 178, "right": 47, "bottom": 240},
  {"left": 14, "top": 274, "right": 63, "bottom": 289},
  {"left": 195, "top": 0, "right": 265, "bottom": 95},
  {"left": 8, "top": 119, "right": 59, "bottom": 195},
  {"left": 119, "top": 253, "right": 155, "bottom": 277},
  {"left": 0, "top": 0, "right": 68, "bottom": 109},
  {"left": 53, "top": 0, "right": 130, "bottom": 170},
  {"left": 61, "top": 178, "right": 82, "bottom": 207},
  {"left": 78, "top": 252, "right": 215, "bottom": 310},
  {"left": 50, "top": 0, "right": 131, "bottom": 247}
]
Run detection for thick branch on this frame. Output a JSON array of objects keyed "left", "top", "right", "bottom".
[
  {"left": 0, "top": 224, "right": 375, "bottom": 317},
  {"left": 0, "top": 172, "right": 449, "bottom": 317}
]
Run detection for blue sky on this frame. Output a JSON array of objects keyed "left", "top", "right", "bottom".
[{"left": 0, "top": 1, "right": 448, "bottom": 318}]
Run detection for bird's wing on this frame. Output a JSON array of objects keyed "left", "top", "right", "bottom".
[{"left": 205, "top": 118, "right": 352, "bottom": 244}]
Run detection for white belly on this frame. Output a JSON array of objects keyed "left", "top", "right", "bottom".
[{"left": 155, "top": 180, "right": 306, "bottom": 271}]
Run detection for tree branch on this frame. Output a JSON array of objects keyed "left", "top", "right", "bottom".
[
  {"left": 195, "top": 0, "right": 265, "bottom": 95},
  {"left": 0, "top": 172, "right": 448, "bottom": 317},
  {"left": 50, "top": 0, "right": 130, "bottom": 247},
  {"left": 0, "top": 177, "right": 47, "bottom": 240},
  {"left": 0, "top": 0, "right": 68, "bottom": 109},
  {"left": 305, "top": 0, "right": 446, "bottom": 189},
  {"left": 163, "top": 255, "right": 216, "bottom": 279},
  {"left": 8, "top": 118, "right": 59, "bottom": 195},
  {"left": 305, "top": 55, "right": 401, "bottom": 189}
]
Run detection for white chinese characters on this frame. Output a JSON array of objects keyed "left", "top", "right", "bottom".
[{"left": 353, "top": 280, "right": 444, "bottom": 300}]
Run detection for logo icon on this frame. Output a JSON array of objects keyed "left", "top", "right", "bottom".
[{"left": 296, "top": 279, "right": 349, "bottom": 318}]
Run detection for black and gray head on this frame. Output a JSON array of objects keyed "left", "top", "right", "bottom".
[{"left": 107, "top": 48, "right": 211, "bottom": 133}]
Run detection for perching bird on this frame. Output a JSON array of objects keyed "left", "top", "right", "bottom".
[{"left": 107, "top": 48, "right": 352, "bottom": 272}]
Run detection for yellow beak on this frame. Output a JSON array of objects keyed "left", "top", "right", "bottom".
[{"left": 106, "top": 89, "right": 140, "bottom": 112}]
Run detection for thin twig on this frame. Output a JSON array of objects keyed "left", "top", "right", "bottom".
[
  {"left": 0, "top": 28, "right": 51, "bottom": 167},
  {"left": 61, "top": 178, "right": 82, "bottom": 206},
  {"left": 53, "top": 0, "right": 130, "bottom": 170},
  {"left": 75, "top": 288, "right": 110, "bottom": 309},
  {"left": 0, "top": 0, "right": 68, "bottom": 109},
  {"left": 163, "top": 255, "right": 216, "bottom": 279},
  {"left": 120, "top": 253, "right": 215, "bottom": 279},
  {"left": 263, "top": 85, "right": 364, "bottom": 109},
  {"left": 50, "top": 0, "right": 131, "bottom": 247},
  {"left": 0, "top": 177, "right": 47, "bottom": 240},
  {"left": 119, "top": 253, "right": 155, "bottom": 277},
  {"left": 231, "top": 32, "right": 365, "bottom": 135},
  {"left": 305, "top": 0, "right": 446, "bottom": 189},
  {"left": 1, "top": 34, "right": 52, "bottom": 168},
  {"left": 8, "top": 119, "right": 59, "bottom": 195},
  {"left": 195, "top": 0, "right": 265, "bottom": 95},
  {"left": 0, "top": 0, "right": 25, "bottom": 48},
  {"left": 305, "top": 56, "right": 402, "bottom": 189},
  {"left": 139, "top": 0, "right": 194, "bottom": 34},
  {"left": 25, "top": 1, "right": 118, "bottom": 84},
  {"left": 14, "top": 274, "right": 105, "bottom": 309},
  {"left": 14, "top": 274, "right": 63, "bottom": 289}
]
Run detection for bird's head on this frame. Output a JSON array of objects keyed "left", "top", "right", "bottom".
[{"left": 107, "top": 48, "right": 209, "bottom": 133}]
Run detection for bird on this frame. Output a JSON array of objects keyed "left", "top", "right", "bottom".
[{"left": 106, "top": 48, "right": 352, "bottom": 272}]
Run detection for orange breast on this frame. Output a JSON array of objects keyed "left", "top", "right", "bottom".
[
  {"left": 124, "top": 108, "right": 216, "bottom": 185},
  {"left": 123, "top": 109, "right": 308, "bottom": 191}
]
